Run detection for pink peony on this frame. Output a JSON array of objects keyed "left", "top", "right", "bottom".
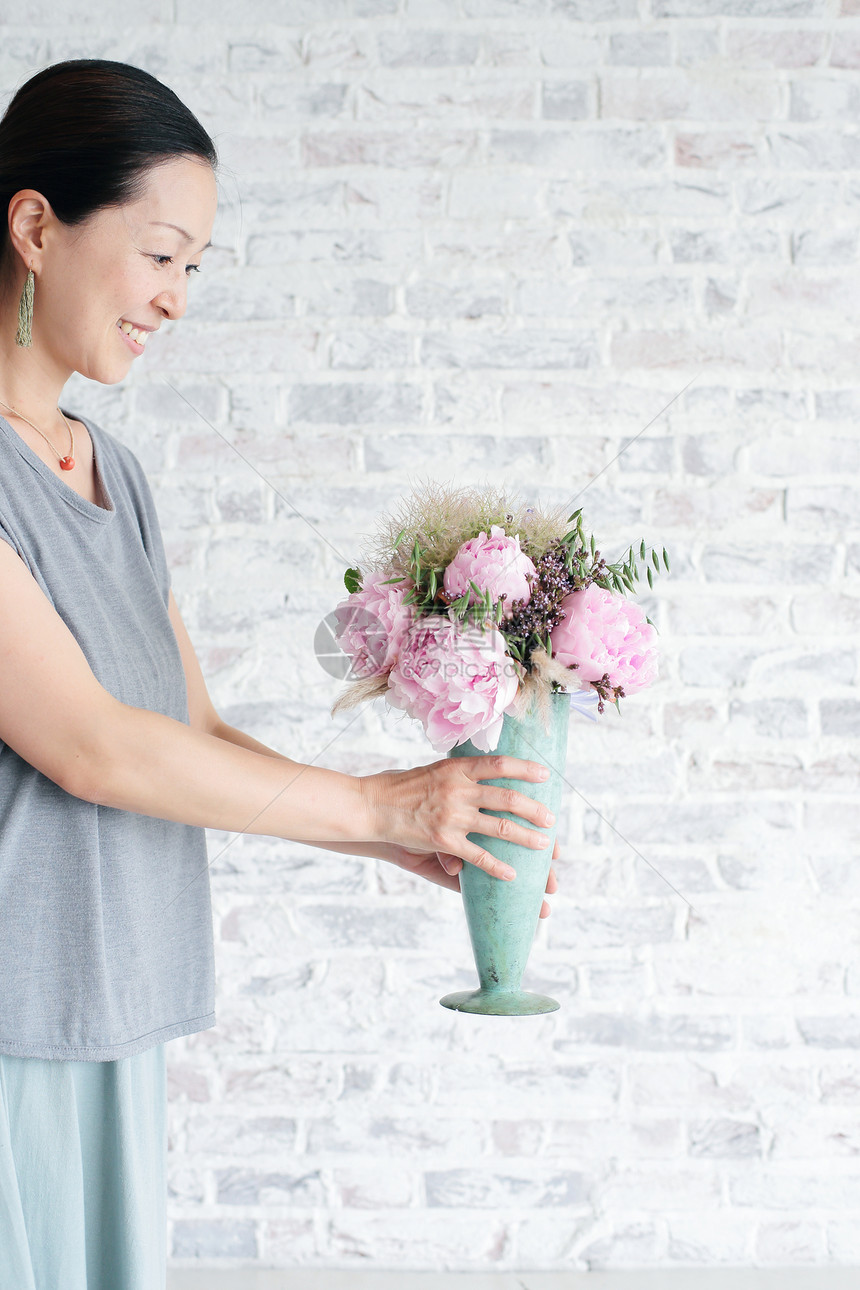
[
  {"left": 549, "top": 582, "right": 659, "bottom": 696},
  {"left": 443, "top": 524, "right": 536, "bottom": 620},
  {"left": 386, "top": 612, "right": 519, "bottom": 753},
  {"left": 333, "top": 570, "right": 414, "bottom": 678}
]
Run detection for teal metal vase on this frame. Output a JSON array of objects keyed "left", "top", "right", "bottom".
[{"left": 440, "top": 690, "right": 570, "bottom": 1016}]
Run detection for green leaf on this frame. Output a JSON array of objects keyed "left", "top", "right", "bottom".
[
  {"left": 647, "top": 566, "right": 654, "bottom": 588},
  {"left": 429, "top": 568, "right": 437, "bottom": 597},
  {"left": 380, "top": 575, "right": 405, "bottom": 586},
  {"left": 343, "top": 566, "right": 362, "bottom": 594},
  {"left": 640, "top": 539, "right": 646, "bottom": 560},
  {"left": 590, "top": 533, "right": 596, "bottom": 555},
  {"left": 393, "top": 529, "right": 406, "bottom": 550},
  {"left": 652, "top": 550, "right": 660, "bottom": 571},
  {"left": 663, "top": 547, "right": 670, "bottom": 572}
]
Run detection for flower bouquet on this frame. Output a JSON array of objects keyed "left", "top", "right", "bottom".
[{"left": 330, "top": 481, "right": 665, "bottom": 1015}]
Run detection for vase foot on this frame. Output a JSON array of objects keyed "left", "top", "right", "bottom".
[{"left": 439, "top": 988, "right": 560, "bottom": 1016}]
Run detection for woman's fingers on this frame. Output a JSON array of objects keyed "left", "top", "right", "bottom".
[
  {"left": 437, "top": 854, "right": 556, "bottom": 911},
  {"left": 480, "top": 809, "right": 552, "bottom": 855},
  {"left": 538, "top": 867, "right": 559, "bottom": 919},
  {"left": 372, "top": 758, "right": 558, "bottom": 882},
  {"left": 463, "top": 833, "right": 554, "bottom": 879},
  {"left": 481, "top": 784, "right": 555, "bottom": 831},
  {"left": 462, "top": 754, "right": 550, "bottom": 785},
  {"left": 463, "top": 845, "right": 518, "bottom": 880},
  {"left": 464, "top": 757, "right": 556, "bottom": 855}
]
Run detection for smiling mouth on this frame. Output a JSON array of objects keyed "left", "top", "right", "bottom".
[{"left": 117, "top": 320, "right": 149, "bottom": 349}]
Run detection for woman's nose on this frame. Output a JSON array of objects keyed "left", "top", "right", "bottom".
[{"left": 153, "top": 276, "right": 188, "bottom": 322}]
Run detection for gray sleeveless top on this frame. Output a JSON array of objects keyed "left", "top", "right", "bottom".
[{"left": 0, "top": 410, "right": 215, "bottom": 1060}]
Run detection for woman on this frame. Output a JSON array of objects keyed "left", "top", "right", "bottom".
[{"left": 0, "top": 60, "right": 560, "bottom": 1289}]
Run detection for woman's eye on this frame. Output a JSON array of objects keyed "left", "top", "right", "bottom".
[{"left": 150, "top": 254, "right": 202, "bottom": 276}]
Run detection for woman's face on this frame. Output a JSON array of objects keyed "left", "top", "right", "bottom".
[{"left": 33, "top": 154, "right": 218, "bottom": 384}]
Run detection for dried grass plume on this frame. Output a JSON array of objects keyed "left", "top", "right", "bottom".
[{"left": 357, "top": 476, "right": 570, "bottom": 578}]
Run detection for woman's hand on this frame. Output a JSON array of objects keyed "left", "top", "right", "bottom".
[
  {"left": 376, "top": 835, "right": 561, "bottom": 919},
  {"left": 361, "top": 755, "right": 557, "bottom": 882}
]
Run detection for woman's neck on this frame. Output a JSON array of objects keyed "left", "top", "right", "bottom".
[{"left": 0, "top": 320, "right": 72, "bottom": 427}]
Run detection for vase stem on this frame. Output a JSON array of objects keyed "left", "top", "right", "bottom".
[{"left": 440, "top": 691, "right": 571, "bottom": 1017}]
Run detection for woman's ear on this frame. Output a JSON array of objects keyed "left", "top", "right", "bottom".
[{"left": 7, "top": 189, "right": 52, "bottom": 271}]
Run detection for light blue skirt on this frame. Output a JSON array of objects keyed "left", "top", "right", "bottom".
[{"left": 0, "top": 1043, "right": 166, "bottom": 1290}]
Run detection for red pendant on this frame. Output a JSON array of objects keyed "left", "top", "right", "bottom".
[{"left": 59, "top": 456, "right": 75, "bottom": 471}]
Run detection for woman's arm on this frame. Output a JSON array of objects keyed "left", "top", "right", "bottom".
[{"left": 0, "top": 546, "right": 554, "bottom": 877}]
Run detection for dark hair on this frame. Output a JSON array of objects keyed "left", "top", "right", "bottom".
[{"left": 0, "top": 59, "right": 218, "bottom": 275}]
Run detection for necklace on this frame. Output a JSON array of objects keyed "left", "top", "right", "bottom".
[{"left": 0, "top": 397, "right": 75, "bottom": 470}]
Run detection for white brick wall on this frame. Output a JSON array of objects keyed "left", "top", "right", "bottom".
[{"left": 7, "top": 0, "right": 859, "bottom": 1272}]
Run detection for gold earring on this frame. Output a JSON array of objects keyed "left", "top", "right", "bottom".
[{"left": 15, "top": 266, "right": 34, "bottom": 347}]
